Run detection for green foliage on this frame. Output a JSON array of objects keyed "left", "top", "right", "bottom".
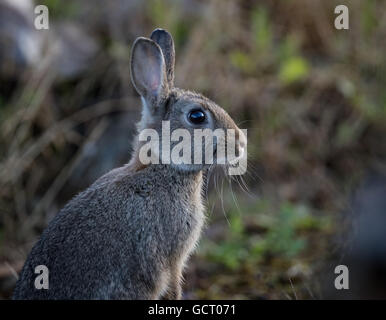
[
  {"left": 202, "top": 200, "right": 331, "bottom": 271},
  {"left": 40, "top": 0, "right": 78, "bottom": 19},
  {"left": 278, "top": 34, "right": 301, "bottom": 62},
  {"left": 147, "top": 0, "right": 190, "bottom": 47},
  {"left": 276, "top": 33, "right": 310, "bottom": 85},
  {"left": 230, "top": 5, "right": 310, "bottom": 85},
  {"left": 261, "top": 204, "right": 307, "bottom": 257},
  {"left": 335, "top": 119, "right": 365, "bottom": 148},
  {"left": 229, "top": 6, "right": 274, "bottom": 74},
  {"left": 251, "top": 7, "right": 273, "bottom": 53},
  {"left": 279, "top": 56, "right": 309, "bottom": 85},
  {"left": 352, "top": 92, "right": 386, "bottom": 124},
  {"left": 361, "top": 0, "right": 379, "bottom": 36},
  {"left": 229, "top": 50, "right": 256, "bottom": 74}
]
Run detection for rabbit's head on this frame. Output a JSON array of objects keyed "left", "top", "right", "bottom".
[{"left": 130, "top": 29, "right": 246, "bottom": 174}]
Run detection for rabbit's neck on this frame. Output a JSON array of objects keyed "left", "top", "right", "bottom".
[{"left": 148, "top": 164, "right": 203, "bottom": 192}]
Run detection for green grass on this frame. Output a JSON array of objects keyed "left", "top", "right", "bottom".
[{"left": 200, "top": 198, "right": 332, "bottom": 271}]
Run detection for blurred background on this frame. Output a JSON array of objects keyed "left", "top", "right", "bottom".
[{"left": 0, "top": 0, "right": 385, "bottom": 299}]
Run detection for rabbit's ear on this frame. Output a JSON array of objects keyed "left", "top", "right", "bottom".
[
  {"left": 150, "top": 29, "right": 175, "bottom": 87},
  {"left": 130, "top": 37, "right": 169, "bottom": 109}
]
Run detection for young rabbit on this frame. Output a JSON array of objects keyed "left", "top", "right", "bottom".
[{"left": 13, "top": 29, "right": 246, "bottom": 300}]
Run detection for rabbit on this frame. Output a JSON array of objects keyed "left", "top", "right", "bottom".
[{"left": 13, "top": 28, "right": 246, "bottom": 300}]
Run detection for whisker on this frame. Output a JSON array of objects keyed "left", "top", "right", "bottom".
[
  {"left": 220, "top": 172, "right": 230, "bottom": 227},
  {"left": 228, "top": 176, "right": 243, "bottom": 217}
]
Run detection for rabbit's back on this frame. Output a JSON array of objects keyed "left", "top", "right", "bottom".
[{"left": 13, "top": 165, "right": 204, "bottom": 299}]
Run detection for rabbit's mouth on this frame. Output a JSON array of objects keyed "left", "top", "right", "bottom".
[{"left": 211, "top": 146, "right": 243, "bottom": 166}]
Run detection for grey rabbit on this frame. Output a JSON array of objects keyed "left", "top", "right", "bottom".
[{"left": 13, "top": 28, "right": 246, "bottom": 300}]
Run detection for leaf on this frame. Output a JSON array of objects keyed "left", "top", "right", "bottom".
[
  {"left": 279, "top": 56, "right": 309, "bottom": 85},
  {"left": 229, "top": 50, "right": 254, "bottom": 73},
  {"left": 251, "top": 8, "right": 272, "bottom": 52}
]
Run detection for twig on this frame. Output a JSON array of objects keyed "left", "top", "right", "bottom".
[
  {"left": 0, "top": 97, "right": 137, "bottom": 185},
  {"left": 23, "top": 118, "right": 109, "bottom": 231},
  {"left": 0, "top": 261, "right": 23, "bottom": 279}
]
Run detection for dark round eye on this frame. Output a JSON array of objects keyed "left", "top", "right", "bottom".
[{"left": 188, "top": 110, "right": 206, "bottom": 124}]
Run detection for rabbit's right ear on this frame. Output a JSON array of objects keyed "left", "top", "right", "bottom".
[
  {"left": 150, "top": 29, "right": 175, "bottom": 87},
  {"left": 130, "top": 37, "right": 169, "bottom": 109}
]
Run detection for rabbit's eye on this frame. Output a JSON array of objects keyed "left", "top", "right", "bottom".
[{"left": 188, "top": 110, "right": 206, "bottom": 124}]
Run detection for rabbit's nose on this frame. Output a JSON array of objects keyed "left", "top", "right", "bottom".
[
  {"left": 233, "top": 129, "right": 246, "bottom": 159},
  {"left": 238, "top": 130, "right": 246, "bottom": 153},
  {"left": 239, "top": 130, "right": 246, "bottom": 150}
]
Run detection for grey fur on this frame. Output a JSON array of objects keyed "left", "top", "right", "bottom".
[
  {"left": 13, "top": 29, "right": 244, "bottom": 300},
  {"left": 150, "top": 28, "right": 175, "bottom": 86}
]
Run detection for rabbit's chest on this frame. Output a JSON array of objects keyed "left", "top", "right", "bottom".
[
  {"left": 129, "top": 170, "right": 205, "bottom": 259},
  {"left": 158, "top": 189, "right": 205, "bottom": 257}
]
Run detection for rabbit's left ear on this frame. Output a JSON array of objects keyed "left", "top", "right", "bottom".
[
  {"left": 150, "top": 29, "right": 175, "bottom": 88},
  {"left": 130, "top": 37, "right": 169, "bottom": 109}
]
